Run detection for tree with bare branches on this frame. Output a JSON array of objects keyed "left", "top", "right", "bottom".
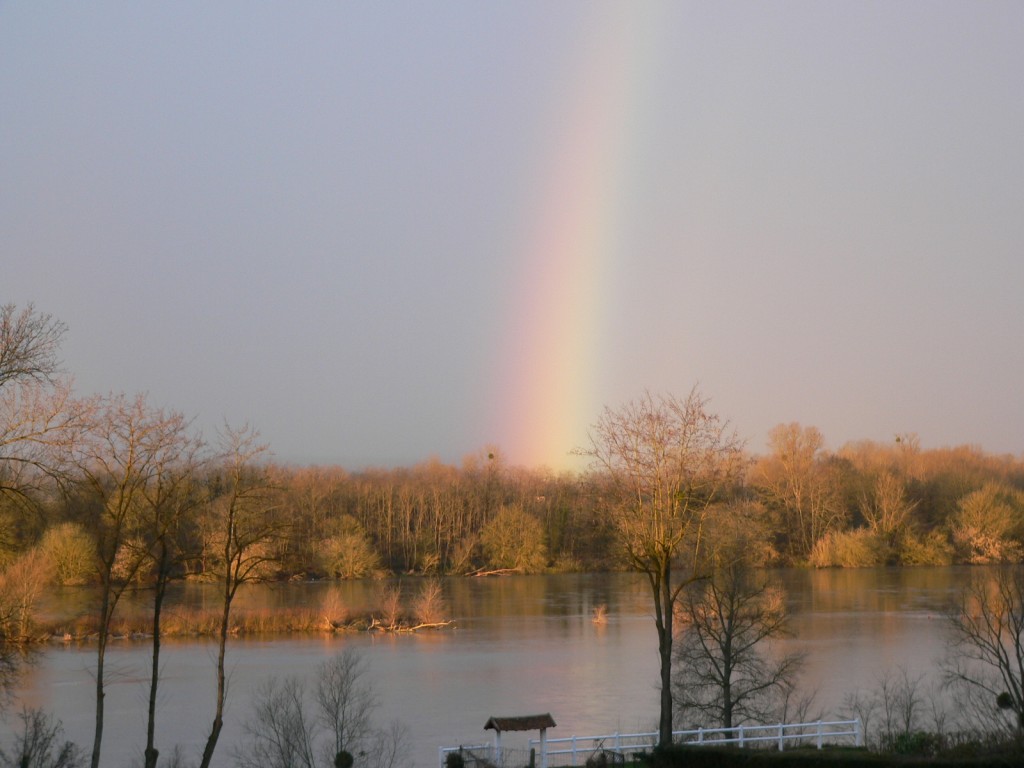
[
  {"left": 673, "top": 560, "right": 805, "bottom": 729},
  {"left": 0, "top": 303, "right": 66, "bottom": 390},
  {"left": 139, "top": 425, "right": 203, "bottom": 768},
  {"left": 0, "top": 380, "right": 92, "bottom": 511},
  {"left": 754, "top": 423, "right": 845, "bottom": 561},
  {"left": 943, "top": 565, "right": 1024, "bottom": 735},
  {"left": 0, "top": 707, "right": 85, "bottom": 768},
  {"left": 234, "top": 651, "right": 408, "bottom": 768},
  {"left": 71, "top": 393, "right": 194, "bottom": 768},
  {"left": 0, "top": 304, "right": 87, "bottom": 710},
  {"left": 198, "top": 424, "right": 284, "bottom": 768},
  {"left": 579, "top": 389, "right": 744, "bottom": 747},
  {"left": 0, "top": 304, "right": 91, "bottom": 532}
]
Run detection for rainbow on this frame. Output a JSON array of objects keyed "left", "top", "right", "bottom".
[{"left": 489, "top": 5, "right": 668, "bottom": 471}]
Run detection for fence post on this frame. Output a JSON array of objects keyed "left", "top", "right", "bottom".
[
  {"left": 739, "top": 725, "right": 744, "bottom": 748},
  {"left": 816, "top": 721, "right": 823, "bottom": 750},
  {"left": 778, "top": 724, "right": 784, "bottom": 751},
  {"left": 697, "top": 728, "right": 704, "bottom": 745},
  {"left": 572, "top": 735, "right": 578, "bottom": 767},
  {"left": 855, "top": 718, "right": 863, "bottom": 747}
]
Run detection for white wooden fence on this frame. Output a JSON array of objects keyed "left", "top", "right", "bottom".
[{"left": 439, "top": 719, "right": 862, "bottom": 768}]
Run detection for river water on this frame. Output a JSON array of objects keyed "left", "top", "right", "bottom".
[{"left": 5, "top": 568, "right": 968, "bottom": 768}]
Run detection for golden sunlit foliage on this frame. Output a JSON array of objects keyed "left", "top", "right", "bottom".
[{"left": 3, "top": 306, "right": 1024, "bottom": 616}]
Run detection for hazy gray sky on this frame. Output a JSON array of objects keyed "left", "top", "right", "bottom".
[{"left": 3, "top": 2, "right": 1023, "bottom": 470}]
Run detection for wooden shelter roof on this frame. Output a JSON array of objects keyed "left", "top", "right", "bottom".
[{"left": 484, "top": 714, "right": 556, "bottom": 732}]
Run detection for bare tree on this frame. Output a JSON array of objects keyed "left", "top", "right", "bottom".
[
  {"left": 235, "top": 675, "right": 318, "bottom": 768},
  {"left": 234, "top": 651, "right": 408, "bottom": 768},
  {"left": 0, "top": 548, "right": 49, "bottom": 710},
  {"left": 198, "top": 424, "right": 283, "bottom": 768},
  {"left": 840, "top": 667, "right": 944, "bottom": 752},
  {"left": 0, "top": 379, "right": 92, "bottom": 512},
  {"left": 579, "top": 389, "right": 744, "bottom": 747},
  {"left": 754, "top": 423, "right": 845, "bottom": 561},
  {"left": 874, "top": 667, "right": 930, "bottom": 749},
  {"left": 139, "top": 428, "right": 203, "bottom": 768},
  {"left": 411, "top": 579, "right": 447, "bottom": 626},
  {"left": 0, "top": 306, "right": 91, "bottom": 524},
  {"left": 943, "top": 565, "right": 1024, "bottom": 735},
  {"left": 0, "top": 303, "right": 66, "bottom": 390},
  {"left": 0, "top": 708, "right": 84, "bottom": 768},
  {"left": 0, "top": 547, "right": 50, "bottom": 641},
  {"left": 673, "top": 560, "right": 805, "bottom": 729},
  {"left": 72, "top": 393, "right": 192, "bottom": 768},
  {"left": 0, "top": 306, "right": 90, "bottom": 714},
  {"left": 316, "top": 650, "right": 377, "bottom": 766},
  {"left": 860, "top": 472, "right": 917, "bottom": 542},
  {"left": 279, "top": 465, "right": 349, "bottom": 575}
]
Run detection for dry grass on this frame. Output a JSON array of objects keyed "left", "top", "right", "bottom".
[
  {"left": 37, "top": 580, "right": 454, "bottom": 641},
  {"left": 162, "top": 609, "right": 223, "bottom": 636}
]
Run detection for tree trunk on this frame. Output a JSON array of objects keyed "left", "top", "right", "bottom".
[
  {"left": 91, "top": 585, "right": 112, "bottom": 768},
  {"left": 198, "top": 580, "right": 232, "bottom": 768},
  {"left": 648, "top": 560, "right": 675, "bottom": 748},
  {"left": 722, "top": 677, "right": 733, "bottom": 730},
  {"left": 144, "top": 543, "right": 169, "bottom": 768}
]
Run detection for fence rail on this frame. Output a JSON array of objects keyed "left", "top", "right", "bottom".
[{"left": 440, "top": 719, "right": 862, "bottom": 768}]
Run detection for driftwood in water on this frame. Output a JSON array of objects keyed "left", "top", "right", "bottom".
[{"left": 368, "top": 618, "right": 455, "bottom": 632}]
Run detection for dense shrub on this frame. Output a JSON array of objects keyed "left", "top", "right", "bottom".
[
  {"left": 641, "top": 742, "right": 1024, "bottom": 767},
  {"left": 896, "top": 530, "right": 953, "bottom": 566},
  {"left": 883, "top": 731, "right": 941, "bottom": 757},
  {"left": 37, "top": 523, "right": 94, "bottom": 586},
  {"left": 0, "top": 549, "right": 49, "bottom": 640},
  {"left": 479, "top": 505, "right": 547, "bottom": 573},
  {"left": 950, "top": 485, "right": 1024, "bottom": 564},
  {"left": 809, "top": 530, "right": 885, "bottom": 568},
  {"left": 317, "top": 515, "right": 382, "bottom": 579}
]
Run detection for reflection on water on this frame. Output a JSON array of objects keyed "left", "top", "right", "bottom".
[{"left": 10, "top": 569, "right": 971, "bottom": 768}]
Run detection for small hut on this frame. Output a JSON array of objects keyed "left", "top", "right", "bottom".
[{"left": 484, "top": 714, "right": 556, "bottom": 768}]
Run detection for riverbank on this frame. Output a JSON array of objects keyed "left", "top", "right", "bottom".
[{"left": 36, "top": 604, "right": 454, "bottom": 643}]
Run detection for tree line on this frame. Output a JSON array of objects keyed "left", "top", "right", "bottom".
[
  {"left": 4, "top": 302, "right": 1024, "bottom": 763},
  {"left": 4, "top": 304, "right": 1024, "bottom": 592},
  {"left": 7, "top": 421, "right": 1024, "bottom": 585},
  {"left": 581, "top": 391, "right": 1024, "bottom": 752}
]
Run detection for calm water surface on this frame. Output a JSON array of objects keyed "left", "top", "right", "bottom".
[{"left": 7, "top": 568, "right": 968, "bottom": 768}]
